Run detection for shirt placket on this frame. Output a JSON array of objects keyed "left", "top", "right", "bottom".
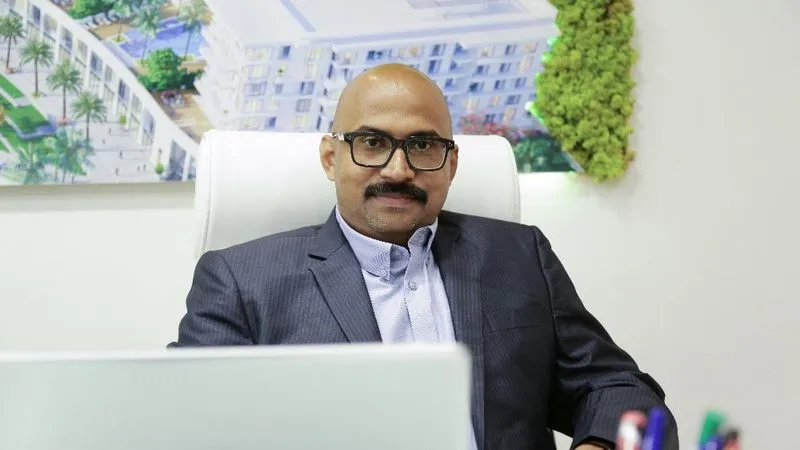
[{"left": 403, "top": 237, "right": 438, "bottom": 343}]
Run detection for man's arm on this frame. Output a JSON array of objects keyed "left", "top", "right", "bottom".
[
  {"left": 168, "top": 251, "right": 255, "bottom": 347},
  {"left": 532, "top": 227, "right": 679, "bottom": 449}
]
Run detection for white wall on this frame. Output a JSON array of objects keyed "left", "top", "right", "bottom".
[
  {"left": 0, "top": 182, "right": 195, "bottom": 349},
  {"left": 1, "top": 0, "right": 799, "bottom": 448}
]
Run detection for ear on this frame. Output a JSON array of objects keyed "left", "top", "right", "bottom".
[
  {"left": 447, "top": 145, "right": 458, "bottom": 183},
  {"left": 319, "top": 135, "right": 336, "bottom": 181}
]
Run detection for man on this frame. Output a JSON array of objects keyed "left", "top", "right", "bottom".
[{"left": 171, "top": 63, "right": 678, "bottom": 450}]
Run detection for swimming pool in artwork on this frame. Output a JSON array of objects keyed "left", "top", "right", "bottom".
[{"left": 119, "top": 17, "right": 205, "bottom": 60}]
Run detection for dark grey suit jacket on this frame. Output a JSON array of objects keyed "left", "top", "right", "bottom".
[{"left": 171, "top": 209, "right": 678, "bottom": 450}]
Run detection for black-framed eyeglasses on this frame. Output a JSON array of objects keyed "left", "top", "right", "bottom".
[{"left": 331, "top": 131, "right": 455, "bottom": 171}]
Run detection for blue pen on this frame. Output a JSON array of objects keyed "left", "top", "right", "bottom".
[
  {"left": 701, "top": 436, "right": 724, "bottom": 450},
  {"left": 642, "top": 407, "right": 666, "bottom": 450}
]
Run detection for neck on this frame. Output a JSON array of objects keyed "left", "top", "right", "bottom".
[
  {"left": 352, "top": 220, "right": 416, "bottom": 247},
  {"left": 373, "top": 231, "right": 414, "bottom": 248},
  {"left": 334, "top": 207, "right": 423, "bottom": 248}
]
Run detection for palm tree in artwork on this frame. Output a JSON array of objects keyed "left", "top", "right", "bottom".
[
  {"left": 178, "top": 0, "right": 206, "bottom": 61},
  {"left": 20, "top": 38, "right": 54, "bottom": 96},
  {"left": 0, "top": 15, "right": 25, "bottom": 72},
  {"left": 13, "top": 142, "right": 49, "bottom": 184},
  {"left": 71, "top": 91, "right": 107, "bottom": 142},
  {"left": 109, "top": 0, "right": 137, "bottom": 42},
  {"left": 44, "top": 127, "right": 95, "bottom": 183},
  {"left": 132, "top": 6, "right": 162, "bottom": 62},
  {"left": 142, "top": 0, "right": 168, "bottom": 9},
  {"left": 47, "top": 59, "right": 83, "bottom": 123}
]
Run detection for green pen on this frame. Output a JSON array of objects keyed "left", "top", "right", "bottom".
[{"left": 699, "top": 410, "right": 726, "bottom": 445}]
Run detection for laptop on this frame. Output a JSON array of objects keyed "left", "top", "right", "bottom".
[{"left": 0, "top": 343, "right": 471, "bottom": 450}]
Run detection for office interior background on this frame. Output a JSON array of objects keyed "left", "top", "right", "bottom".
[{"left": 1, "top": 0, "right": 799, "bottom": 449}]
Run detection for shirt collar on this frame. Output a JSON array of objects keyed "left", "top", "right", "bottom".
[{"left": 335, "top": 206, "right": 438, "bottom": 278}]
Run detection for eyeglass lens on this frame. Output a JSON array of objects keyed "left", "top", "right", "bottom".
[{"left": 351, "top": 134, "right": 447, "bottom": 169}]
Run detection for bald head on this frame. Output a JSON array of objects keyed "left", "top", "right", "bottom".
[{"left": 331, "top": 63, "right": 452, "bottom": 136}]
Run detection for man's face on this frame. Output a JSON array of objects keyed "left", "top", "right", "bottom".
[{"left": 320, "top": 75, "right": 458, "bottom": 245}]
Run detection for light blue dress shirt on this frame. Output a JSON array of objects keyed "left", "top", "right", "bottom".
[{"left": 335, "top": 207, "right": 479, "bottom": 450}]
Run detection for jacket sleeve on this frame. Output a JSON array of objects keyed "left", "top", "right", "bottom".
[
  {"left": 533, "top": 226, "right": 679, "bottom": 449},
  {"left": 168, "top": 251, "right": 255, "bottom": 347}
]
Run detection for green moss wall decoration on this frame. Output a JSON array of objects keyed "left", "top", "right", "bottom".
[{"left": 528, "top": 0, "right": 638, "bottom": 182}]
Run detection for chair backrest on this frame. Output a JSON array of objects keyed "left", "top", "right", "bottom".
[{"left": 193, "top": 131, "right": 520, "bottom": 256}]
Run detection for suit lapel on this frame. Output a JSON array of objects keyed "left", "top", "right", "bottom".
[
  {"left": 433, "top": 212, "right": 485, "bottom": 450},
  {"left": 308, "top": 211, "right": 382, "bottom": 343}
]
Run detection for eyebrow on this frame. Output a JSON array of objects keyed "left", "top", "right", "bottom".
[{"left": 353, "top": 126, "right": 442, "bottom": 138}]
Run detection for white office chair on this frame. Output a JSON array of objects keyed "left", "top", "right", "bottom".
[{"left": 193, "top": 130, "right": 521, "bottom": 257}]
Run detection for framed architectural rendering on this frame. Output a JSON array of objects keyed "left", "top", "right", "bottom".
[{"left": 0, "top": 0, "right": 578, "bottom": 186}]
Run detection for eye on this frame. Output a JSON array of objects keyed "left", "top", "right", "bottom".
[
  {"left": 364, "top": 137, "right": 384, "bottom": 147},
  {"left": 355, "top": 134, "right": 391, "bottom": 149},
  {"left": 408, "top": 139, "right": 433, "bottom": 151}
]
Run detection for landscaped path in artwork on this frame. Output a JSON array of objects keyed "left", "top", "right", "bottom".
[{"left": 0, "top": 42, "right": 159, "bottom": 185}]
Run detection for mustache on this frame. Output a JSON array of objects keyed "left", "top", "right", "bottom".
[{"left": 365, "top": 182, "right": 428, "bottom": 203}]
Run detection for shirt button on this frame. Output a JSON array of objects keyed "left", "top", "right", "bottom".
[{"left": 408, "top": 281, "right": 417, "bottom": 290}]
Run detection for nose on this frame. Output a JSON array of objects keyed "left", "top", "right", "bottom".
[{"left": 379, "top": 147, "right": 414, "bottom": 181}]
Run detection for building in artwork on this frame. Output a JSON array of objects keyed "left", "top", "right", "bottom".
[{"left": 195, "top": 0, "right": 558, "bottom": 134}]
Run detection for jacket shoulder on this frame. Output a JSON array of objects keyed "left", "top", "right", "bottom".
[
  {"left": 437, "top": 210, "right": 549, "bottom": 264},
  {"left": 205, "top": 224, "right": 321, "bottom": 267},
  {"left": 439, "top": 210, "right": 539, "bottom": 238}
]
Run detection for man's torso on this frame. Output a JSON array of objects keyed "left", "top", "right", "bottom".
[{"left": 188, "top": 211, "right": 559, "bottom": 450}]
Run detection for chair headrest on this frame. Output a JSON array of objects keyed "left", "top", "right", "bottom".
[{"left": 194, "top": 131, "right": 520, "bottom": 256}]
